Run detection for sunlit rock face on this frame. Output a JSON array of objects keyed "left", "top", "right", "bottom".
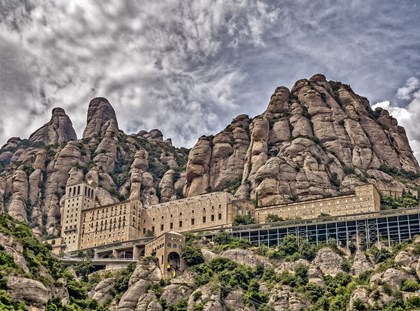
[{"left": 185, "top": 74, "right": 420, "bottom": 204}]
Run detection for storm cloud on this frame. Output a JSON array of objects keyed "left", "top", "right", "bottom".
[{"left": 0, "top": 0, "right": 419, "bottom": 150}]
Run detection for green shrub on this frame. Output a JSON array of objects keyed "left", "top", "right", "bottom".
[
  {"left": 214, "top": 232, "right": 232, "bottom": 245},
  {"left": 167, "top": 298, "right": 188, "bottom": 311},
  {"left": 265, "top": 214, "right": 284, "bottom": 223},
  {"left": 75, "top": 260, "right": 94, "bottom": 282},
  {"left": 406, "top": 296, "right": 420, "bottom": 308},
  {"left": 294, "top": 263, "right": 308, "bottom": 286},
  {"left": 330, "top": 172, "right": 340, "bottom": 188},
  {"left": 401, "top": 279, "right": 419, "bottom": 292},
  {"left": 305, "top": 283, "right": 324, "bottom": 303},
  {"left": 114, "top": 262, "right": 137, "bottom": 294},
  {"left": 343, "top": 166, "right": 355, "bottom": 175},
  {"left": 181, "top": 246, "right": 204, "bottom": 266},
  {"left": 233, "top": 215, "right": 256, "bottom": 226},
  {"left": 369, "top": 246, "right": 391, "bottom": 263},
  {"left": 244, "top": 279, "right": 268, "bottom": 305},
  {"left": 0, "top": 250, "right": 18, "bottom": 269}
]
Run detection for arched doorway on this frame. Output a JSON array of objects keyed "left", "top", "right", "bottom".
[{"left": 167, "top": 252, "right": 181, "bottom": 270}]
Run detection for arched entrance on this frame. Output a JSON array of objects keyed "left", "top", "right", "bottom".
[{"left": 167, "top": 252, "right": 181, "bottom": 270}]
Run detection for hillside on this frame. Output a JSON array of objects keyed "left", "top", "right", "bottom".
[
  {"left": 88, "top": 234, "right": 420, "bottom": 311},
  {"left": 0, "top": 74, "right": 419, "bottom": 237},
  {"left": 3, "top": 212, "right": 420, "bottom": 310},
  {"left": 0, "top": 214, "right": 106, "bottom": 310}
]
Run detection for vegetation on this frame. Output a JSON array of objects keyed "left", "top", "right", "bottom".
[
  {"left": 212, "top": 232, "right": 252, "bottom": 250},
  {"left": 192, "top": 257, "right": 268, "bottom": 304},
  {"left": 181, "top": 246, "right": 205, "bottom": 266},
  {"left": 330, "top": 172, "right": 341, "bottom": 188},
  {"left": 0, "top": 214, "right": 107, "bottom": 310},
  {"left": 295, "top": 134, "right": 321, "bottom": 145},
  {"left": 343, "top": 166, "right": 355, "bottom": 175},
  {"left": 379, "top": 164, "right": 420, "bottom": 180},
  {"left": 381, "top": 192, "right": 419, "bottom": 210},
  {"left": 223, "top": 177, "right": 242, "bottom": 193},
  {"left": 233, "top": 214, "right": 256, "bottom": 226},
  {"left": 265, "top": 214, "right": 284, "bottom": 223}
]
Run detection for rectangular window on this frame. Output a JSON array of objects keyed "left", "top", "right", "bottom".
[
  {"left": 211, "top": 214, "right": 215, "bottom": 221},
  {"left": 179, "top": 221, "right": 183, "bottom": 228},
  {"left": 218, "top": 213, "right": 222, "bottom": 220},
  {"left": 161, "top": 224, "right": 164, "bottom": 231},
  {"left": 203, "top": 216, "right": 206, "bottom": 223},
  {"left": 191, "top": 218, "right": 195, "bottom": 225},
  {"left": 170, "top": 223, "right": 173, "bottom": 229}
]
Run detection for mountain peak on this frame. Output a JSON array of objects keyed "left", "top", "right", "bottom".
[
  {"left": 82, "top": 97, "right": 119, "bottom": 139},
  {"left": 29, "top": 107, "right": 77, "bottom": 145}
]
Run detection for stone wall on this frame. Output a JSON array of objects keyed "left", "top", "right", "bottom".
[
  {"left": 140, "top": 192, "right": 234, "bottom": 237},
  {"left": 255, "top": 184, "right": 380, "bottom": 222},
  {"left": 79, "top": 200, "right": 140, "bottom": 249}
]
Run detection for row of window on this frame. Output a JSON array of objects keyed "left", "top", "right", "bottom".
[
  {"left": 144, "top": 213, "right": 223, "bottom": 234},
  {"left": 148, "top": 242, "right": 183, "bottom": 253},
  {"left": 67, "top": 185, "right": 94, "bottom": 199}
]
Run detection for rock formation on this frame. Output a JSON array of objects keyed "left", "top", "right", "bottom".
[
  {"left": 0, "top": 97, "right": 188, "bottom": 235},
  {"left": 185, "top": 74, "right": 420, "bottom": 204},
  {"left": 29, "top": 107, "right": 77, "bottom": 145},
  {"left": 0, "top": 74, "right": 419, "bottom": 234},
  {"left": 83, "top": 97, "right": 119, "bottom": 138}
]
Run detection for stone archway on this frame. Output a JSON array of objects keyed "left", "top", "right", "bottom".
[{"left": 167, "top": 252, "right": 181, "bottom": 270}]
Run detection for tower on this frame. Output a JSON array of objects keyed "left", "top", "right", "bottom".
[{"left": 61, "top": 182, "right": 96, "bottom": 252}]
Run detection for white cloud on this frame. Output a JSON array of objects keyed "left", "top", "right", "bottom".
[
  {"left": 0, "top": 0, "right": 279, "bottom": 147},
  {"left": 1, "top": 0, "right": 420, "bottom": 149},
  {"left": 397, "top": 77, "right": 420, "bottom": 100}
]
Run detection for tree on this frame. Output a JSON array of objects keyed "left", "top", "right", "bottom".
[
  {"left": 233, "top": 214, "right": 256, "bottom": 226},
  {"left": 214, "top": 232, "right": 232, "bottom": 245},
  {"left": 278, "top": 235, "right": 299, "bottom": 256},
  {"left": 181, "top": 246, "right": 204, "bottom": 266},
  {"left": 75, "top": 259, "right": 94, "bottom": 282}
]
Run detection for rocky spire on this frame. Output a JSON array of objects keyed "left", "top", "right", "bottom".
[
  {"left": 82, "top": 97, "right": 119, "bottom": 138},
  {"left": 29, "top": 107, "right": 77, "bottom": 145}
]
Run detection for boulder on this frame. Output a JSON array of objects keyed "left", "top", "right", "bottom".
[
  {"left": 160, "top": 284, "right": 193, "bottom": 305},
  {"left": 221, "top": 249, "right": 272, "bottom": 268},
  {"left": 7, "top": 276, "right": 50, "bottom": 307},
  {"left": 313, "top": 248, "right": 343, "bottom": 276},
  {"left": 351, "top": 251, "right": 374, "bottom": 276}
]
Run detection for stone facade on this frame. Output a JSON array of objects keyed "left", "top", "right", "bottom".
[
  {"left": 79, "top": 199, "right": 141, "bottom": 249},
  {"left": 145, "top": 231, "right": 186, "bottom": 279},
  {"left": 61, "top": 182, "right": 380, "bottom": 252},
  {"left": 255, "top": 184, "right": 380, "bottom": 222},
  {"left": 62, "top": 183, "right": 254, "bottom": 251},
  {"left": 61, "top": 183, "right": 96, "bottom": 252}
]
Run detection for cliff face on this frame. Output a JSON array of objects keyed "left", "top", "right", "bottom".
[
  {"left": 185, "top": 74, "right": 420, "bottom": 205},
  {"left": 0, "top": 74, "right": 419, "bottom": 235}
]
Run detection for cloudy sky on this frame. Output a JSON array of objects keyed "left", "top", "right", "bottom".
[{"left": 0, "top": 1, "right": 420, "bottom": 155}]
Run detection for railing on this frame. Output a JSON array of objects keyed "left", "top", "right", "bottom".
[{"left": 188, "top": 205, "right": 420, "bottom": 235}]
